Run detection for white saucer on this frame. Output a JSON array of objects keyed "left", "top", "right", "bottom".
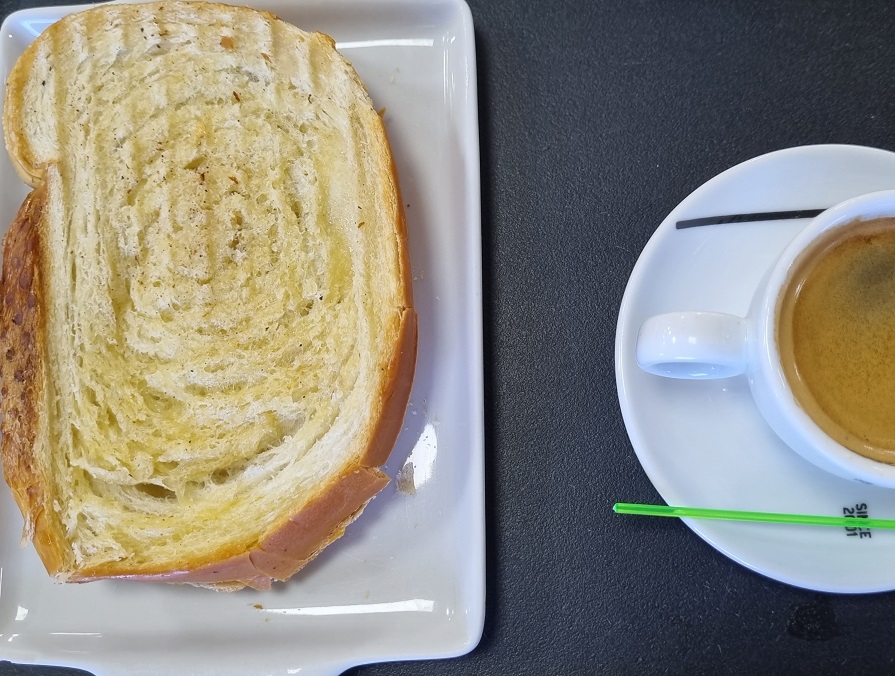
[{"left": 615, "top": 144, "right": 895, "bottom": 593}]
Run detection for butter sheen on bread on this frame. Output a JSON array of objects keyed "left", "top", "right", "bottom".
[{"left": 0, "top": 1, "right": 416, "bottom": 589}]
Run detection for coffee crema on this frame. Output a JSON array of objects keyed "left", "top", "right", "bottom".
[{"left": 777, "top": 217, "right": 895, "bottom": 465}]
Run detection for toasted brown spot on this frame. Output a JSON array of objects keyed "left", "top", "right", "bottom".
[{"left": 1, "top": 186, "right": 56, "bottom": 574}]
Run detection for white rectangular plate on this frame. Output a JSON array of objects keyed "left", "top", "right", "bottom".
[{"left": 0, "top": 0, "right": 484, "bottom": 673}]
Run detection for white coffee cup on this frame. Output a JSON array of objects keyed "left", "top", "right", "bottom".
[{"left": 636, "top": 189, "right": 895, "bottom": 487}]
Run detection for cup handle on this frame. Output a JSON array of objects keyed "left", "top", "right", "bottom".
[{"left": 636, "top": 311, "right": 747, "bottom": 379}]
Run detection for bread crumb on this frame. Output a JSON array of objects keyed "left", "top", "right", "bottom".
[{"left": 396, "top": 462, "right": 415, "bottom": 495}]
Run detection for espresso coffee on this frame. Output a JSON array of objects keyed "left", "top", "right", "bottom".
[{"left": 777, "top": 217, "right": 895, "bottom": 464}]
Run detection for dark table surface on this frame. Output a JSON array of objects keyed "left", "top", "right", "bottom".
[{"left": 6, "top": 0, "right": 895, "bottom": 674}]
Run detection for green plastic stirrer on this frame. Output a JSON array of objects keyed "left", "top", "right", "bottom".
[{"left": 613, "top": 502, "right": 895, "bottom": 529}]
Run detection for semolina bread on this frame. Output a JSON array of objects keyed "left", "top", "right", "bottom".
[{"left": 0, "top": 1, "right": 417, "bottom": 590}]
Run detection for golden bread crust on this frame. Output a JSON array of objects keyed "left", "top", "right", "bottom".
[
  {"left": 0, "top": 1, "right": 416, "bottom": 588},
  {"left": 80, "top": 466, "right": 391, "bottom": 589},
  {"left": 0, "top": 186, "right": 68, "bottom": 574},
  {"left": 3, "top": 36, "right": 41, "bottom": 187}
]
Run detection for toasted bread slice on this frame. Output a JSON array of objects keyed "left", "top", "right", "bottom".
[{"left": 1, "top": 0, "right": 416, "bottom": 589}]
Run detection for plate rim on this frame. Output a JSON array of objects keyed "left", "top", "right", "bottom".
[{"left": 0, "top": 0, "right": 486, "bottom": 671}]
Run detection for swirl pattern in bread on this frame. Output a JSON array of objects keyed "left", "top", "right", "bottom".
[{"left": 0, "top": 1, "right": 416, "bottom": 589}]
